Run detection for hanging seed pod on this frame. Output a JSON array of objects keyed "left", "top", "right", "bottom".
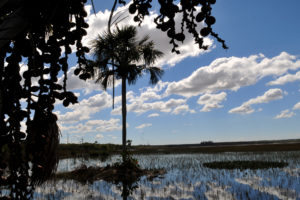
[
  {"left": 41, "top": 86, "right": 49, "bottom": 93},
  {"left": 175, "top": 33, "right": 185, "bottom": 42},
  {"left": 82, "top": 47, "right": 90, "bottom": 53},
  {"left": 43, "top": 68, "right": 51, "bottom": 74},
  {"left": 133, "top": 16, "right": 140, "bottom": 22},
  {"left": 16, "top": 132, "right": 26, "bottom": 140},
  {"left": 65, "top": 45, "right": 72, "bottom": 54},
  {"left": 160, "top": 23, "right": 169, "bottom": 32},
  {"left": 30, "top": 86, "right": 40, "bottom": 93},
  {"left": 205, "top": 16, "right": 216, "bottom": 25},
  {"left": 53, "top": 91, "right": 64, "bottom": 100},
  {"left": 22, "top": 71, "right": 31, "bottom": 79},
  {"left": 201, "top": 5, "right": 211, "bottom": 13},
  {"left": 167, "top": 29, "right": 175, "bottom": 38},
  {"left": 62, "top": 63, "right": 68, "bottom": 72},
  {"left": 43, "top": 54, "right": 52, "bottom": 63},
  {"left": 196, "top": 12, "right": 205, "bottom": 22},
  {"left": 52, "top": 84, "right": 63, "bottom": 90},
  {"left": 74, "top": 68, "right": 81, "bottom": 75},
  {"left": 63, "top": 99, "right": 70, "bottom": 107},
  {"left": 82, "top": 22, "right": 89, "bottom": 29},
  {"left": 200, "top": 27, "right": 211, "bottom": 37},
  {"left": 79, "top": 73, "right": 87, "bottom": 80},
  {"left": 129, "top": 4, "right": 137, "bottom": 14}
]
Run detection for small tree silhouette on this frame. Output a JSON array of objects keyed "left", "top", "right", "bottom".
[{"left": 88, "top": 26, "right": 163, "bottom": 157}]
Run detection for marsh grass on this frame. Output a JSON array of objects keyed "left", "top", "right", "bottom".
[
  {"left": 54, "top": 164, "right": 166, "bottom": 184},
  {"left": 203, "top": 161, "right": 288, "bottom": 170}
]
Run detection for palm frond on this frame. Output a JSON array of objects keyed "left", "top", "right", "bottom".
[
  {"left": 142, "top": 41, "right": 164, "bottom": 66},
  {"left": 95, "top": 69, "right": 115, "bottom": 90},
  {"left": 145, "top": 66, "right": 164, "bottom": 85},
  {"left": 110, "top": 10, "right": 128, "bottom": 27},
  {"left": 138, "top": 35, "right": 150, "bottom": 46},
  {"left": 126, "top": 64, "right": 143, "bottom": 85}
]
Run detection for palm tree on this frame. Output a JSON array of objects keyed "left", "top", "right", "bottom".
[{"left": 90, "top": 26, "right": 163, "bottom": 154}]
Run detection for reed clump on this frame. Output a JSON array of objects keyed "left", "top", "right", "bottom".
[{"left": 203, "top": 161, "right": 288, "bottom": 170}]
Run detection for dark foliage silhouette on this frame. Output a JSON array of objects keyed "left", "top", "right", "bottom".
[{"left": 0, "top": 0, "right": 88, "bottom": 198}]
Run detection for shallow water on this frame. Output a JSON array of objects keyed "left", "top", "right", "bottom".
[{"left": 35, "top": 151, "right": 300, "bottom": 199}]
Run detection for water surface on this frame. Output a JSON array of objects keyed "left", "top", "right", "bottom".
[{"left": 35, "top": 152, "right": 300, "bottom": 199}]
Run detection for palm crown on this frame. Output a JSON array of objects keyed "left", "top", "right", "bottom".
[{"left": 91, "top": 25, "right": 164, "bottom": 88}]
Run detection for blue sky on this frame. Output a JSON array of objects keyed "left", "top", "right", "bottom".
[{"left": 55, "top": 0, "right": 300, "bottom": 144}]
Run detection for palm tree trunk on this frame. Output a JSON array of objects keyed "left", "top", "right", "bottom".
[{"left": 121, "top": 76, "right": 127, "bottom": 153}]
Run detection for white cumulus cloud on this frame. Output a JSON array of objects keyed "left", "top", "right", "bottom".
[
  {"left": 229, "top": 104, "right": 255, "bottom": 115},
  {"left": 267, "top": 71, "right": 300, "bottom": 86},
  {"left": 148, "top": 113, "right": 160, "bottom": 118},
  {"left": 58, "top": 66, "right": 121, "bottom": 94},
  {"left": 111, "top": 98, "right": 188, "bottom": 115},
  {"left": 197, "top": 92, "right": 227, "bottom": 112},
  {"left": 172, "top": 105, "right": 195, "bottom": 115},
  {"left": 60, "top": 118, "right": 122, "bottom": 135},
  {"left": 165, "top": 52, "right": 300, "bottom": 98},
  {"left": 95, "top": 134, "right": 104, "bottom": 139},
  {"left": 229, "top": 88, "right": 283, "bottom": 115},
  {"left": 58, "top": 92, "right": 112, "bottom": 124},
  {"left": 244, "top": 88, "right": 283, "bottom": 105},
  {"left": 293, "top": 101, "right": 300, "bottom": 110},
  {"left": 274, "top": 109, "right": 295, "bottom": 119},
  {"left": 135, "top": 123, "right": 152, "bottom": 129}
]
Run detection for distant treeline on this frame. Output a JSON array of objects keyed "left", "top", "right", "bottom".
[
  {"left": 58, "top": 139, "right": 300, "bottom": 159},
  {"left": 200, "top": 141, "right": 214, "bottom": 145},
  {"left": 58, "top": 143, "right": 121, "bottom": 159}
]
